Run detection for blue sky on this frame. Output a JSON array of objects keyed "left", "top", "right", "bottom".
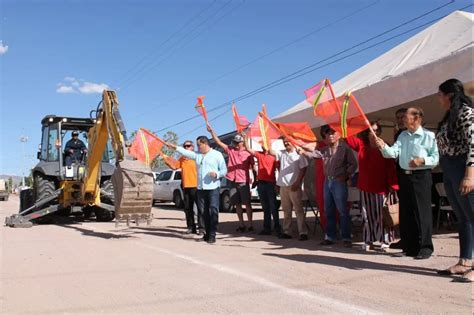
[{"left": 0, "top": 0, "right": 471, "bottom": 176}]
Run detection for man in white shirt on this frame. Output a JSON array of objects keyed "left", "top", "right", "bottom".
[{"left": 269, "top": 137, "right": 308, "bottom": 240}]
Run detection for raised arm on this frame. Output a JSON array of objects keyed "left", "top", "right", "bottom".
[
  {"left": 243, "top": 134, "right": 256, "bottom": 155},
  {"left": 207, "top": 123, "right": 228, "bottom": 151},
  {"left": 376, "top": 137, "right": 401, "bottom": 159}
]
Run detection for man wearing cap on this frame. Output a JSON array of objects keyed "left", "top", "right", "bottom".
[
  {"left": 65, "top": 131, "right": 87, "bottom": 166},
  {"left": 208, "top": 124, "right": 257, "bottom": 232}
]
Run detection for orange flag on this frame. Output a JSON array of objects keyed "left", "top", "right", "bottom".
[
  {"left": 195, "top": 96, "right": 209, "bottom": 123},
  {"left": 161, "top": 153, "right": 180, "bottom": 170},
  {"left": 330, "top": 92, "right": 371, "bottom": 138},
  {"left": 249, "top": 112, "right": 281, "bottom": 151},
  {"left": 305, "top": 79, "right": 339, "bottom": 117},
  {"left": 129, "top": 128, "right": 165, "bottom": 166},
  {"left": 275, "top": 122, "right": 317, "bottom": 147},
  {"left": 231, "top": 104, "right": 250, "bottom": 133}
]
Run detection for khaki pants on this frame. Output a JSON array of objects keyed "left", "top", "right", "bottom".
[{"left": 280, "top": 186, "right": 307, "bottom": 236}]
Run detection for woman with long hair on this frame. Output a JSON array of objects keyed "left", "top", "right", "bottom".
[
  {"left": 436, "top": 78, "right": 474, "bottom": 282},
  {"left": 346, "top": 122, "right": 398, "bottom": 251}
]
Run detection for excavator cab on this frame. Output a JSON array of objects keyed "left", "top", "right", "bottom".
[{"left": 5, "top": 91, "right": 154, "bottom": 228}]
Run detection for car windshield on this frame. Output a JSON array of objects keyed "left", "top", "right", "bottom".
[{"left": 157, "top": 171, "right": 172, "bottom": 181}]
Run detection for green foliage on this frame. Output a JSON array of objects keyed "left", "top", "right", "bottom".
[{"left": 8, "top": 177, "right": 13, "bottom": 193}]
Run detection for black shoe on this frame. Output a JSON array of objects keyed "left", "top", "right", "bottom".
[
  {"left": 414, "top": 249, "right": 432, "bottom": 260},
  {"left": 258, "top": 230, "right": 272, "bottom": 235},
  {"left": 320, "top": 239, "right": 334, "bottom": 246},
  {"left": 236, "top": 226, "right": 247, "bottom": 233},
  {"left": 299, "top": 234, "right": 308, "bottom": 241},
  {"left": 389, "top": 240, "right": 403, "bottom": 249},
  {"left": 278, "top": 233, "right": 292, "bottom": 239},
  {"left": 201, "top": 234, "right": 209, "bottom": 242},
  {"left": 343, "top": 240, "right": 352, "bottom": 248},
  {"left": 207, "top": 237, "right": 216, "bottom": 244}
]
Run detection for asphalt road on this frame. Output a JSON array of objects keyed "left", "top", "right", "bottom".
[{"left": 1, "top": 195, "right": 472, "bottom": 314}]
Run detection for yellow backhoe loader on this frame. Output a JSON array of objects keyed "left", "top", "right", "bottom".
[{"left": 5, "top": 90, "right": 154, "bottom": 228}]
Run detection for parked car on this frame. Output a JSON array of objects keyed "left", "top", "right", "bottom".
[{"left": 153, "top": 169, "right": 184, "bottom": 208}]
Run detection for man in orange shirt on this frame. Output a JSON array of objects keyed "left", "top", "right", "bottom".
[{"left": 165, "top": 140, "right": 200, "bottom": 234}]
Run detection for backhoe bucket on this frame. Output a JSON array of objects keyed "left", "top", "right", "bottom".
[{"left": 112, "top": 160, "right": 154, "bottom": 220}]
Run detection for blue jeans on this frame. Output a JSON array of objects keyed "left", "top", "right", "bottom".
[
  {"left": 324, "top": 179, "right": 351, "bottom": 241},
  {"left": 440, "top": 155, "right": 474, "bottom": 259},
  {"left": 197, "top": 188, "right": 220, "bottom": 238},
  {"left": 257, "top": 181, "right": 281, "bottom": 233}
]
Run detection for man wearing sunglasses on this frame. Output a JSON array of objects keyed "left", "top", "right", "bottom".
[
  {"left": 165, "top": 140, "right": 200, "bottom": 234},
  {"left": 166, "top": 136, "right": 227, "bottom": 244}
]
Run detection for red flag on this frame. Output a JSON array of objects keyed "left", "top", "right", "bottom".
[
  {"left": 330, "top": 92, "right": 371, "bottom": 138},
  {"left": 305, "top": 79, "right": 341, "bottom": 124},
  {"left": 195, "top": 96, "right": 209, "bottom": 123},
  {"left": 129, "top": 128, "right": 165, "bottom": 166},
  {"left": 231, "top": 104, "right": 250, "bottom": 133},
  {"left": 275, "top": 122, "right": 317, "bottom": 147},
  {"left": 161, "top": 153, "right": 180, "bottom": 170},
  {"left": 249, "top": 113, "right": 281, "bottom": 150}
]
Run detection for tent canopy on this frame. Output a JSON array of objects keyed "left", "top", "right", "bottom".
[{"left": 274, "top": 11, "right": 474, "bottom": 129}]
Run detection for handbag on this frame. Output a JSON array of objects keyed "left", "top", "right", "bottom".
[{"left": 382, "top": 191, "right": 399, "bottom": 228}]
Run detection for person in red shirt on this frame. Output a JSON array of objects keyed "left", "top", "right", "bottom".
[
  {"left": 346, "top": 121, "right": 399, "bottom": 251},
  {"left": 208, "top": 124, "right": 257, "bottom": 232},
  {"left": 243, "top": 136, "right": 282, "bottom": 236}
]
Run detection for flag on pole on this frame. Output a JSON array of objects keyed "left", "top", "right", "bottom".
[
  {"left": 231, "top": 104, "right": 250, "bottom": 133},
  {"left": 161, "top": 153, "right": 180, "bottom": 170},
  {"left": 129, "top": 128, "right": 165, "bottom": 166},
  {"left": 275, "top": 122, "right": 317, "bottom": 144},
  {"left": 333, "top": 92, "right": 371, "bottom": 138},
  {"left": 195, "top": 96, "right": 209, "bottom": 123},
  {"left": 304, "top": 79, "right": 339, "bottom": 116},
  {"left": 249, "top": 112, "right": 281, "bottom": 150}
]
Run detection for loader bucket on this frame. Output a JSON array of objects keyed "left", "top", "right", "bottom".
[{"left": 111, "top": 160, "right": 154, "bottom": 219}]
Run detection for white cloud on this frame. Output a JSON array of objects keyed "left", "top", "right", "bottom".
[
  {"left": 56, "top": 85, "right": 76, "bottom": 94},
  {"left": 78, "top": 82, "right": 109, "bottom": 94},
  {"left": 0, "top": 41, "right": 8, "bottom": 55},
  {"left": 56, "top": 78, "right": 110, "bottom": 94}
]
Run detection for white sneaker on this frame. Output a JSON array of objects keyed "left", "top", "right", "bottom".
[
  {"left": 380, "top": 243, "right": 389, "bottom": 252},
  {"left": 361, "top": 243, "right": 373, "bottom": 251}
]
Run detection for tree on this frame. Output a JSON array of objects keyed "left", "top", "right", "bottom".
[
  {"left": 8, "top": 177, "right": 13, "bottom": 193},
  {"left": 152, "top": 131, "right": 179, "bottom": 169}
]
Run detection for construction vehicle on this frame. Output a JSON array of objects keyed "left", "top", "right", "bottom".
[
  {"left": 0, "top": 179, "right": 9, "bottom": 201},
  {"left": 5, "top": 90, "right": 154, "bottom": 228}
]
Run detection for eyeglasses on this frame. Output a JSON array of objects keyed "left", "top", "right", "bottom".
[{"left": 184, "top": 144, "right": 193, "bottom": 148}]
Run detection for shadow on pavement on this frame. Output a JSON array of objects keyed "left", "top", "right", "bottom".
[{"left": 262, "top": 252, "right": 438, "bottom": 277}]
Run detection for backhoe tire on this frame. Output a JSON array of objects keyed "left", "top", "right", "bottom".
[
  {"left": 97, "top": 180, "right": 115, "bottom": 222},
  {"left": 33, "top": 174, "right": 56, "bottom": 224}
]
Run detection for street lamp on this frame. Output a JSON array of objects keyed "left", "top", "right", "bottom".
[{"left": 20, "top": 135, "right": 28, "bottom": 187}]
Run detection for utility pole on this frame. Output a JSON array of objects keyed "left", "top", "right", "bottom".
[{"left": 20, "top": 135, "right": 28, "bottom": 187}]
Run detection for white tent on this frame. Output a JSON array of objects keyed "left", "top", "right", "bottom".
[{"left": 274, "top": 11, "right": 474, "bottom": 130}]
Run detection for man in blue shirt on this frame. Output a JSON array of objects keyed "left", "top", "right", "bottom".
[
  {"left": 167, "top": 136, "right": 227, "bottom": 244},
  {"left": 376, "top": 107, "right": 439, "bottom": 259}
]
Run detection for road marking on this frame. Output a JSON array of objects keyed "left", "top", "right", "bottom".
[{"left": 89, "top": 225, "right": 378, "bottom": 315}]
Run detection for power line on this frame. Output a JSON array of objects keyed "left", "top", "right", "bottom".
[
  {"left": 130, "top": 0, "right": 380, "bottom": 121},
  {"left": 118, "top": 0, "right": 240, "bottom": 92},
  {"left": 113, "top": 0, "right": 218, "bottom": 89},
  {"left": 153, "top": 1, "right": 459, "bottom": 134}
]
